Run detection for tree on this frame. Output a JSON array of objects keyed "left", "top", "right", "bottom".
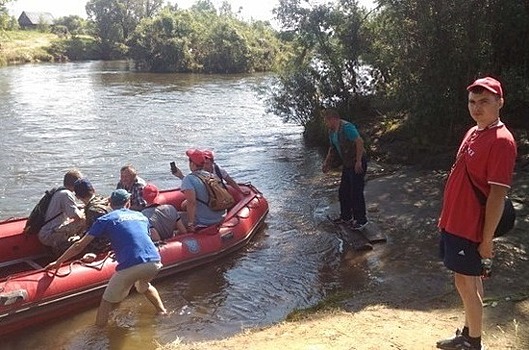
[
  {"left": 269, "top": 0, "right": 372, "bottom": 137},
  {"left": 54, "top": 15, "right": 89, "bottom": 36},
  {"left": 127, "top": 10, "right": 196, "bottom": 72},
  {"left": 127, "top": 5, "right": 283, "bottom": 73},
  {"left": 0, "top": 0, "right": 14, "bottom": 30},
  {"left": 86, "top": 0, "right": 163, "bottom": 59},
  {"left": 367, "top": 0, "right": 529, "bottom": 153}
]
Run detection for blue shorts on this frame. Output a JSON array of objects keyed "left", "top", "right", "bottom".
[{"left": 439, "top": 231, "right": 482, "bottom": 276}]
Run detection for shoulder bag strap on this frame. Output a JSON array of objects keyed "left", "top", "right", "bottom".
[{"left": 190, "top": 173, "right": 210, "bottom": 206}]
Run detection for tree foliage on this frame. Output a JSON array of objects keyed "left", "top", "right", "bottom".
[
  {"left": 86, "top": 0, "right": 164, "bottom": 59},
  {"left": 54, "top": 15, "right": 90, "bottom": 37},
  {"left": 364, "top": 0, "right": 529, "bottom": 152},
  {"left": 0, "top": 0, "right": 11, "bottom": 30},
  {"left": 270, "top": 0, "right": 529, "bottom": 161},
  {"left": 269, "top": 0, "right": 371, "bottom": 144},
  {"left": 127, "top": 4, "right": 284, "bottom": 73}
]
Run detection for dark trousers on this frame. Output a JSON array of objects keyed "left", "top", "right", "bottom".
[{"left": 338, "top": 157, "right": 367, "bottom": 223}]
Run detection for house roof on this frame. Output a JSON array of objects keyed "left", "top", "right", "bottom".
[{"left": 19, "top": 11, "right": 55, "bottom": 25}]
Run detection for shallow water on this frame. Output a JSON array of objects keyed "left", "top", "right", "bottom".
[{"left": 0, "top": 61, "right": 374, "bottom": 349}]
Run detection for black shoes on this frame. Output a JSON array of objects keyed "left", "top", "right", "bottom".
[{"left": 436, "top": 329, "right": 482, "bottom": 350}]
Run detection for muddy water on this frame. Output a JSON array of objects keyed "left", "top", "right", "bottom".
[{"left": 0, "top": 61, "right": 376, "bottom": 349}]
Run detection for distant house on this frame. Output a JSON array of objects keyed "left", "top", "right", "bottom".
[{"left": 18, "top": 11, "right": 55, "bottom": 29}]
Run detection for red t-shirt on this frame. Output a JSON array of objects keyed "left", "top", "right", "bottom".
[{"left": 439, "top": 122, "right": 517, "bottom": 242}]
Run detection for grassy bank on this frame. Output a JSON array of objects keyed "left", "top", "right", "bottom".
[{"left": 0, "top": 30, "right": 59, "bottom": 66}]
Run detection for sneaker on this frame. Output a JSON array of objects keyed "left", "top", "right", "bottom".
[
  {"left": 351, "top": 221, "right": 369, "bottom": 231},
  {"left": 436, "top": 329, "right": 481, "bottom": 349}
]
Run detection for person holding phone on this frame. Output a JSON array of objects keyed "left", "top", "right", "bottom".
[
  {"left": 179, "top": 149, "right": 225, "bottom": 231},
  {"left": 170, "top": 161, "right": 185, "bottom": 180}
]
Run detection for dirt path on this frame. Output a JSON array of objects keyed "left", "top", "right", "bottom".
[{"left": 163, "top": 167, "right": 529, "bottom": 350}]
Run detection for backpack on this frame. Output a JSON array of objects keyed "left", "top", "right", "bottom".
[
  {"left": 192, "top": 173, "right": 235, "bottom": 211},
  {"left": 23, "top": 187, "right": 64, "bottom": 235}
]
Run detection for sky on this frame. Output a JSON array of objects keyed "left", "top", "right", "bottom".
[{"left": 8, "top": 0, "right": 375, "bottom": 22}]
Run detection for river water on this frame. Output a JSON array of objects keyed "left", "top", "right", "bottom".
[{"left": 0, "top": 61, "right": 373, "bottom": 349}]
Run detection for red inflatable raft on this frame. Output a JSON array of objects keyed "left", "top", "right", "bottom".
[{"left": 0, "top": 183, "right": 268, "bottom": 337}]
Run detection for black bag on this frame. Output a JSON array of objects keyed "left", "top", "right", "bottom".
[
  {"left": 463, "top": 165, "right": 516, "bottom": 237},
  {"left": 494, "top": 197, "right": 516, "bottom": 237},
  {"left": 23, "top": 187, "right": 63, "bottom": 235}
]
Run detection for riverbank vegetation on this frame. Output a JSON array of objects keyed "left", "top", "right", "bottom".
[
  {"left": 268, "top": 0, "right": 529, "bottom": 167},
  {"left": 0, "top": 0, "right": 286, "bottom": 72},
  {"left": 1, "top": 0, "right": 528, "bottom": 166}
]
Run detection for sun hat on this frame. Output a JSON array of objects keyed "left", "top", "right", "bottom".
[
  {"left": 186, "top": 148, "right": 205, "bottom": 166},
  {"left": 73, "top": 178, "right": 94, "bottom": 198},
  {"left": 466, "top": 77, "right": 503, "bottom": 98},
  {"left": 143, "top": 183, "right": 160, "bottom": 205},
  {"left": 110, "top": 189, "right": 131, "bottom": 206}
]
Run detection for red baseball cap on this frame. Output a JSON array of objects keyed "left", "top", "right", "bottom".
[
  {"left": 203, "top": 150, "right": 214, "bottom": 160},
  {"left": 466, "top": 77, "right": 503, "bottom": 98},
  {"left": 143, "top": 183, "right": 159, "bottom": 205},
  {"left": 186, "top": 148, "right": 205, "bottom": 166}
]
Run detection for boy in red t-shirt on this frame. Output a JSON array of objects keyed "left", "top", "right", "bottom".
[{"left": 437, "top": 77, "right": 517, "bottom": 350}]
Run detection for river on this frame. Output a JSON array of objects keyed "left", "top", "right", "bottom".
[{"left": 0, "top": 61, "right": 372, "bottom": 349}]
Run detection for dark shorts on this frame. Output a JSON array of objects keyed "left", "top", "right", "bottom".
[{"left": 439, "top": 230, "right": 482, "bottom": 276}]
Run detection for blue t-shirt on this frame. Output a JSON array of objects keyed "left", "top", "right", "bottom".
[
  {"left": 330, "top": 122, "right": 360, "bottom": 158},
  {"left": 181, "top": 170, "right": 225, "bottom": 226},
  {"left": 88, "top": 208, "right": 160, "bottom": 270}
]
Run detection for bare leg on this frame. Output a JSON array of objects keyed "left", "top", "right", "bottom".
[
  {"left": 95, "top": 299, "right": 117, "bottom": 327},
  {"left": 144, "top": 285, "right": 167, "bottom": 315},
  {"left": 454, "top": 273, "right": 483, "bottom": 338}
]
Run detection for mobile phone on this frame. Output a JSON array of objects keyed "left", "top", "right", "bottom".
[{"left": 170, "top": 161, "right": 178, "bottom": 174}]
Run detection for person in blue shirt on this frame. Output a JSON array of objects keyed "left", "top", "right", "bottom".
[
  {"left": 322, "top": 108, "right": 369, "bottom": 230},
  {"left": 46, "top": 189, "right": 167, "bottom": 327}
]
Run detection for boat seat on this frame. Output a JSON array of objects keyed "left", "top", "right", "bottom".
[{"left": 0, "top": 253, "right": 49, "bottom": 271}]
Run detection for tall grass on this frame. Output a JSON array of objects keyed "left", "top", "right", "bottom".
[{"left": 0, "top": 30, "right": 57, "bottom": 66}]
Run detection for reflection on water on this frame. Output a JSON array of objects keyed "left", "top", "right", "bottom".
[{"left": 0, "top": 61, "right": 374, "bottom": 349}]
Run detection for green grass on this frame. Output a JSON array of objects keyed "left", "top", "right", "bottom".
[{"left": 0, "top": 30, "right": 58, "bottom": 66}]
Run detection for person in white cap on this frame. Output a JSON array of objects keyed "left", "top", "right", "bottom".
[{"left": 436, "top": 77, "right": 517, "bottom": 350}]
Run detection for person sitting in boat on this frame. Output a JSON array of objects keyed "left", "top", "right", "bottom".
[
  {"left": 73, "top": 178, "right": 111, "bottom": 253},
  {"left": 38, "top": 169, "right": 86, "bottom": 256},
  {"left": 202, "top": 150, "right": 250, "bottom": 195},
  {"left": 46, "top": 189, "right": 167, "bottom": 327},
  {"left": 171, "top": 149, "right": 249, "bottom": 195},
  {"left": 141, "top": 183, "right": 187, "bottom": 241},
  {"left": 180, "top": 149, "right": 225, "bottom": 232},
  {"left": 116, "top": 164, "right": 146, "bottom": 211}
]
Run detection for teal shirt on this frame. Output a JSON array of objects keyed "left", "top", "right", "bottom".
[{"left": 330, "top": 122, "right": 360, "bottom": 159}]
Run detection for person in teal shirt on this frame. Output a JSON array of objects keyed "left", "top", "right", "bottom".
[{"left": 322, "top": 108, "right": 368, "bottom": 229}]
